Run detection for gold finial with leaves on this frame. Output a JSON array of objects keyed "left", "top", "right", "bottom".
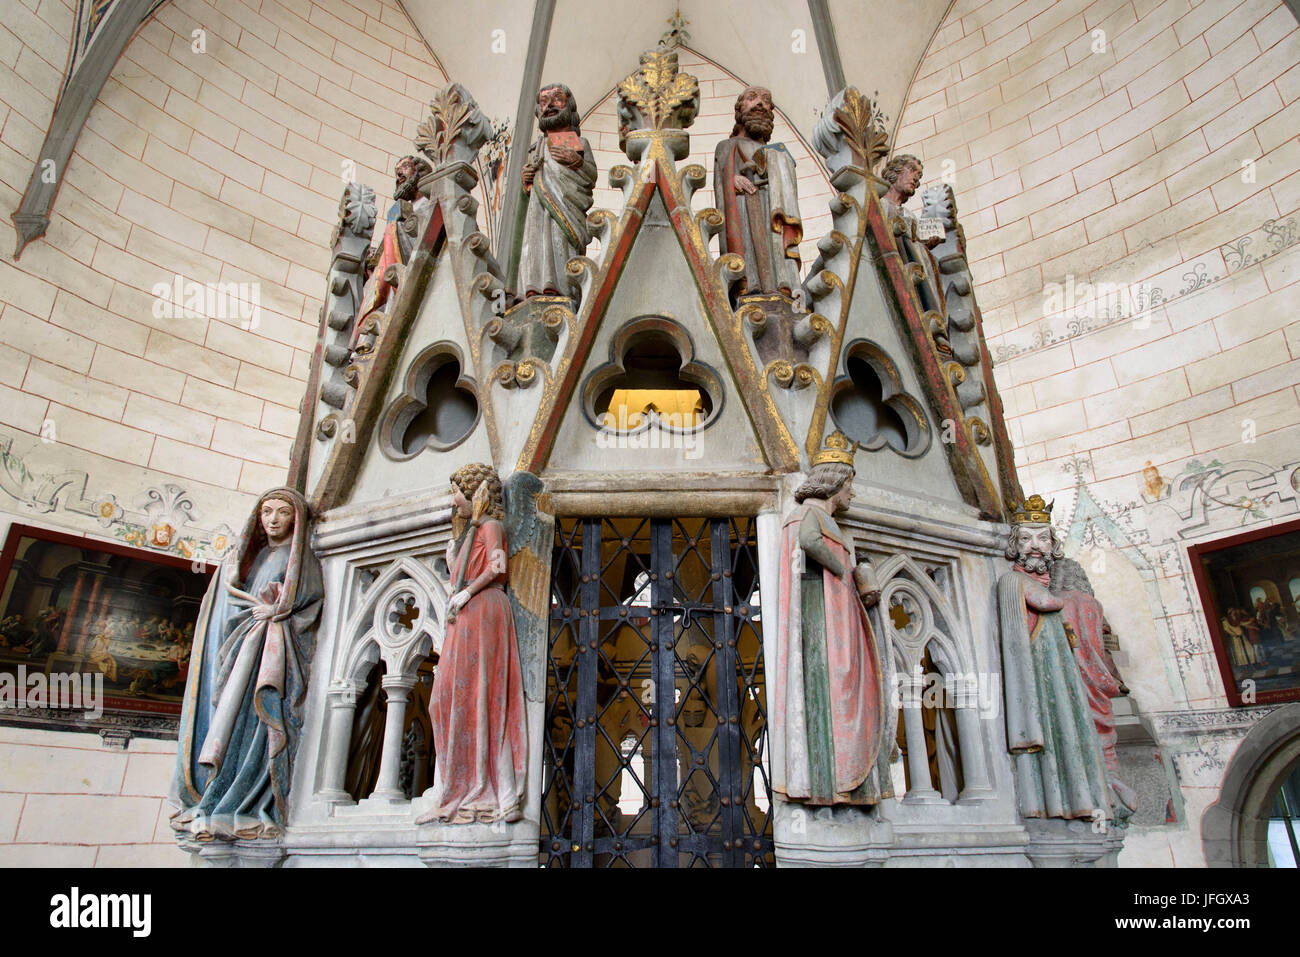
[
  {"left": 415, "top": 83, "right": 478, "bottom": 167},
  {"left": 617, "top": 49, "right": 699, "bottom": 130},
  {"left": 832, "top": 87, "right": 891, "bottom": 172}
]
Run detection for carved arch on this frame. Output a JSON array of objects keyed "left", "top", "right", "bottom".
[
  {"left": 873, "top": 553, "right": 974, "bottom": 675},
  {"left": 333, "top": 555, "right": 449, "bottom": 685},
  {"left": 1202, "top": 704, "right": 1300, "bottom": 867}
]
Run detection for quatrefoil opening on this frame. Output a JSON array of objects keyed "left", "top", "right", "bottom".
[
  {"left": 829, "top": 339, "right": 930, "bottom": 457},
  {"left": 379, "top": 343, "right": 480, "bottom": 460}
]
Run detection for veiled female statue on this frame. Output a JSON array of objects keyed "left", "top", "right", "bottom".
[
  {"left": 171, "top": 488, "right": 323, "bottom": 840},
  {"left": 417, "top": 463, "right": 528, "bottom": 824},
  {"left": 773, "top": 433, "right": 889, "bottom": 806}
]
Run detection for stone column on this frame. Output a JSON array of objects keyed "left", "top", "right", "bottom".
[
  {"left": 317, "top": 682, "right": 361, "bottom": 802},
  {"left": 372, "top": 674, "right": 417, "bottom": 801},
  {"left": 954, "top": 705, "right": 993, "bottom": 800},
  {"left": 901, "top": 705, "right": 942, "bottom": 803}
]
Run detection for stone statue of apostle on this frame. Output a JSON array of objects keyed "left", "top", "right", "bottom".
[
  {"left": 519, "top": 83, "right": 597, "bottom": 299},
  {"left": 713, "top": 86, "right": 803, "bottom": 297}
]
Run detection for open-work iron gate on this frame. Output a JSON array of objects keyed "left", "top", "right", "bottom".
[{"left": 540, "top": 516, "right": 774, "bottom": 867}]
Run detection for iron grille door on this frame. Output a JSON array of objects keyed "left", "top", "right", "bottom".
[{"left": 540, "top": 517, "right": 773, "bottom": 867}]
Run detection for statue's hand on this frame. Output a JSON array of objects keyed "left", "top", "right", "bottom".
[
  {"left": 251, "top": 603, "right": 275, "bottom": 622},
  {"left": 448, "top": 589, "right": 471, "bottom": 620},
  {"left": 733, "top": 174, "right": 757, "bottom": 195},
  {"left": 550, "top": 144, "right": 582, "bottom": 167},
  {"left": 522, "top": 163, "right": 536, "bottom": 188}
]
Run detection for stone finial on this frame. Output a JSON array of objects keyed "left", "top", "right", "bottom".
[
  {"left": 415, "top": 82, "right": 492, "bottom": 172},
  {"left": 329, "top": 183, "right": 377, "bottom": 248},
  {"left": 812, "top": 86, "right": 890, "bottom": 177},
  {"left": 616, "top": 50, "right": 699, "bottom": 159}
]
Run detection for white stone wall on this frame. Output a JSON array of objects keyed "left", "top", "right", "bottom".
[
  {"left": 0, "top": 725, "right": 184, "bottom": 866},
  {"left": 0, "top": 0, "right": 445, "bottom": 521},
  {"left": 0, "top": 0, "right": 445, "bottom": 866},
  {"left": 893, "top": 0, "right": 1300, "bottom": 866}
]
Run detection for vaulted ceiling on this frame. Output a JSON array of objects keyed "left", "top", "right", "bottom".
[{"left": 400, "top": 0, "right": 953, "bottom": 144}]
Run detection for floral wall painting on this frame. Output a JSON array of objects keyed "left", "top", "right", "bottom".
[
  {"left": 0, "top": 523, "right": 215, "bottom": 737},
  {"left": 1188, "top": 517, "right": 1300, "bottom": 708}
]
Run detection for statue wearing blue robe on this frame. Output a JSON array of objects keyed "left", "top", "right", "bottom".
[{"left": 171, "top": 488, "right": 322, "bottom": 841}]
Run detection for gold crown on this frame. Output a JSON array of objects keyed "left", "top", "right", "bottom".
[
  {"left": 811, "top": 431, "right": 857, "bottom": 466},
  {"left": 1011, "top": 494, "right": 1054, "bottom": 525}
]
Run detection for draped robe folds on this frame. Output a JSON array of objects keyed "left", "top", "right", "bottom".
[
  {"left": 773, "top": 504, "right": 887, "bottom": 804},
  {"left": 424, "top": 518, "right": 528, "bottom": 823},
  {"left": 998, "top": 570, "right": 1113, "bottom": 821},
  {"left": 171, "top": 502, "right": 323, "bottom": 839},
  {"left": 1055, "top": 591, "right": 1121, "bottom": 771},
  {"left": 713, "top": 136, "right": 803, "bottom": 295},
  {"left": 519, "top": 135, "right": 596, "bottom": 298}
]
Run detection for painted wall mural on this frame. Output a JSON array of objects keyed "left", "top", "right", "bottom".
[{"left": 0, "top": 430, "right": 237, "bottom": 565}]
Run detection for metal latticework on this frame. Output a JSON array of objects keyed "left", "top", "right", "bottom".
[{"left": 540, "top": 516, "right": 773, "bottom": 867}]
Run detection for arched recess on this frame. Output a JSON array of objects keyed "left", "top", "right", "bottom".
[
  {"left": 316, "top": 555, "right": 449, "bottom": 804},
  {"left": 875, "top": 553, "right": 993, "bottom": 803},
  {"left": 1202, "top": 704, "right": 1300, "bottom": 867}
]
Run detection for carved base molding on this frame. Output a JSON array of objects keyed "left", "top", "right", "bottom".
[
  {"left": 1023, "top": 819, "right": 1125, "bottom": 868},
  {"left": 773, "top": 801, "right": 895, "bottom": 868},
  {"left": 415, "top": 819, "right": 540, "bottom": 868},
  {"left": 182, "top": 839, "right": 287, "bottom": 869}
]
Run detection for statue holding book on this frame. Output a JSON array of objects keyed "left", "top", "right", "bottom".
[{"left": 519, "top": 82, "right": 597, "bottom": 299}]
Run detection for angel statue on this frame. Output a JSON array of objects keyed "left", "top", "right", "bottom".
[{"left": 418, "top": 464, "right": 529, "bottom": 824}]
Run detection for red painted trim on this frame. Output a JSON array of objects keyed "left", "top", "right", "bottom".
[
  {"left": 0, "top": 522, "right": 217, "bottom": 576},
  {"left": 866, "top": 198, "right": 1001, "bottom": 519},
  {"left": 525, "top": 177, "right": 654, "bottom": 473}
]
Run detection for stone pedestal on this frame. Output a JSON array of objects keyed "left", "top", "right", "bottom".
[
  {"left": 189, "top": 839, "right": 287, "bottom": 868},
  {"left": 1023, "top": 819, "right": 1124, "bottom": 867},
  {"left": 773, "top": 799, "right": 894, "bottom": 867},
  {"left": 415, "top": 818, "right": 539, "bottom": 868}
]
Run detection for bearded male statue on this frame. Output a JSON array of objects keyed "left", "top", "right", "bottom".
[
  {"left": 998, "top": 496, "right": 1134, "bottom": 825},
  {"left": 350, "top": 154, "right": 430, "bottom": 348},
  {"left": 713, "top": 86, "right": 803, "bottom": 298},
  {"left": 879, "top": 153, "right": 947, "bottom": 251},
  {"left": 519, "top": 82, "right": 597, "bottom": 299}
]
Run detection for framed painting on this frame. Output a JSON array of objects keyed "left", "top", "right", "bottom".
[
  {"left": 0, "top": 522, "right": 215, "bottom": 738},
  {"left": 1188, "top": 517, "right": 1300, "bottom": 708}
]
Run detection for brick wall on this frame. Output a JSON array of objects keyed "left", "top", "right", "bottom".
[
  {"left": 894, "top": 0, "right": 1300, "bottom": 865},
  {"left": 0, "top": 0, "right": 445, "bottom": 867}
]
